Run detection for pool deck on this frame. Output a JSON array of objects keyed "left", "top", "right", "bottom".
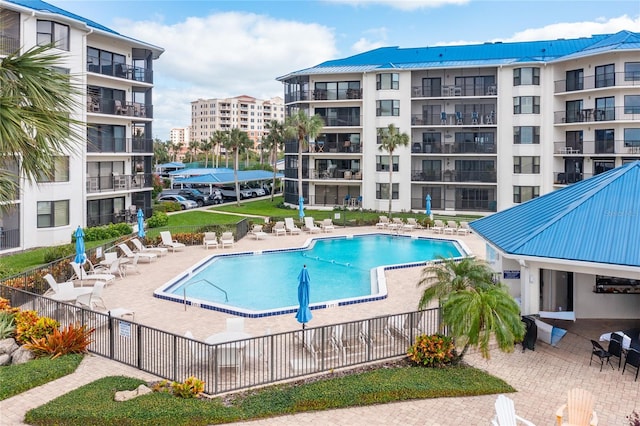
[{"left": 2, "top": 226, "right": 639, "bottom": 425}]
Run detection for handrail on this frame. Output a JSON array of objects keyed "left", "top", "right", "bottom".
[{"left": 183, "top": 279, "right": 228, "bottom": 310}]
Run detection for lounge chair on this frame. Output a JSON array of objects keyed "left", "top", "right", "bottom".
[
  {"left": 220, "top": 231, "right": 234, "bottom": 248},
  {"left": 389, "top": 217, "right": 404, "bottom": 231},
  {"left": 404, "top": 218, "right": 420, "bottom": 231},
  {"left": 118, "top": 243, "right": 157, "bottom": 263},
  {"left": 203, "top": 232, "right": 219, "bottom": 249},
  {"left": 303, "top": 217, "right": 321, "bottom": 234},
  {"left": 492, "top": 394, "right": 535, "bottom": 426},
  {"left": 386, "top": 312, "right": 424, "bottom": 341},
  {"left": 284, "top": 217, "right": 301, "bottom": 235},
  {"left": 320, "top": 218, "right": 335, "bottom": 232},
  {"left": 70, "top": 261, "right": 118, "bottom": 285},
  {"left": 43, "top": 273, "right": 93, "bottom": 298},
  {"left": 431, "top": 219, "right": 445, "bottom": 234},
  {"left": 444, "top": 220, "right": 458, "bottom": 235},
  {"left": 376, "top": 216, "right": 389, "bottom": 228},
  {"left": 120, "top": 253, "right": 140, "bottom": 275},
  {"left": 250, "top": 225, "right": 268, "bottom": 240},
  {"left": 131, "top": 238, "right": 168, "bottom": 256},
  {"left": 272, "top": 221, "right": 286, "bottom": 236},
  {"left": 556, "top": 388, "right": 598, "bottom": 426},
  {"left": 457, "top": 221, "right": 471, "bottom": 236},
  {"left": 159, "top": 231, "right": 186, "bottom": 252}
]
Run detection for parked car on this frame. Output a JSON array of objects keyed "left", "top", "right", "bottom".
[
  {"left": 176, "top": 188, "right": 211, "bottom": 207},
  {"left": 242, "top": 184, "right": 266, "bottom": 198},
  {"left": 157, "top": 194, "right": 198, "bottom": 210},
  {"left": 217, "top": 185, "right": 253, "bottom": 200}
]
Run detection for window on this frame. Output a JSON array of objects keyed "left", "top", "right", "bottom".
[
  {"left": 595, "top": 64, "right": 615, "bottom": 88},
  {"left": 37, "top": 156, "right": 69, "bottom": 182},
  {"left": 565, "top": 69, "right": 583, "bottom": 91},
  {"left": 376, "top": 155, "right": 399, "bottom": 172},
  {"left": 624, "top": 95, "right": 640, "bottom": 114},
  {"left": 513, "top": 156, "right": 540, "bottom": 174},
  {"left": 594, "top": 160, "right": 615, "bottom": 176},
  {"left": 376, "top": 127, "right": 387, "bottom": 144},
  {"left": 376, "top": 73, "right": 399, "bottom": 90},
  {"left": 624, "top": 62, "right": 640, "bottom": 81},
  {"left": 595, "top": 129, "right": 615, "bottom": 154},
  {"left": 37, "top": 200, "right": 69, "bottom": 228},
  {"left": 376, "top": 183, "right": 398, "bottom": 200},
  {"left": 595, "top": 96, "right": 615, "bottom": 121},
  {"left": 513, "top": 186, "right": 539, "bottom": 203},
  {"left": 624, "top": 128, "right": 640, "bottom": 147},
  {"left": 37, "top": 20, "right": 69, "bottom": 50},
  {"left": 376, "top": 100, "right": 400, "bottom": 116},
  {"left": 513, "top": 96, "right": 540, "bottom": 114},
  {"left": 513, "top": 67, "right": 540, "bottom": 86},
  {"left": 513, "top": 126, "right": 540, "bottom": 144}
]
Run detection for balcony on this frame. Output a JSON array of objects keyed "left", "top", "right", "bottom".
[
  {"left": 411, "top": 84, "right": 497, "bottom": 98},
  {"left": 412, "top": 142, "right": 443, "bottom": 153},
  {"left": 554, "top": 106, "right": 640, "bottom": 124},
  {"left": 87, "top": 97, "right": 153, "bottom": 118},
  {"left": 412, "top": 110, "right": 496, "bottom": 126},
  {"left": 86, "top": 173, "right": 152, "bottom": 194},
  {"left": 87, "top": 138, "right": 153, "bottom": 154},
  {"left": 0, "top": 35, "right": 20, "bottom": 56},
  {"left": 87, "top": 63, "right": 153, "bottom": 84},
  {"left": 412, "top": 170, "right": 443, "bottom": 182},
  {"left": 554, "top": 171, "right": 583, "bottom": 185},
  {"left": 554, "top": 72, "right": 640, "bottom": 93},
  {"left": 284, "top": 88, "right": 362, "bottom": 103},
  {"left": 308, "top": 169, "right": 362, "bottom": 180},
  {"left": 318, "top": 116, "right": 361, "bottom": 127}
]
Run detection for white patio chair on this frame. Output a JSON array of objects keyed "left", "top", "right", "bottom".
[
  {"left": 118, "top": 243, "right": 157, "bottom": 263},
  {"left": 203, "top": 232, "right": 219, "bottom": 249},
  {"left": 249, "top": 225, "right": 268, "bottom": 240},
  {"left": 220, "top": 232, "right": 234, "bottom": 248},
  {"left": 492, "top": 394, "right": 535, "bottom": 426},
  {"left": 284, "top": 217, "right": 301, "bottom": 235},
  {"left": 303, "top": 217, "right": 321, "bottom": 234},
  {"left": 131, "top": 238, "right": 168, "bottom": 256},
  {"left": 320, "top": 218, "right": 335, "bottom": 232},
  {"left": 272, "top": 221, "right": 286, "bottom": 236},
  {"left": 159, "top": 231, "right": 186, "bottom": 252}
]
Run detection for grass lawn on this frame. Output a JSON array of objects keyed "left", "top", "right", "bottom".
[{"left": 24, "top": 363, "right": 514, "bottom": 425}]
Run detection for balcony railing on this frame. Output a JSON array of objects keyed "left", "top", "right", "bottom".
[
  {"left": 87, "top": 97, "right": 153, "bottom": 118},
  {"left": 86, "top": 173, "right": 152, "bottom": 194},
  {"left": 412, "top": 111, "right": 496, "bottom": 126},
  {"left": 0, "top": 228, "right": 20, "bottom": 251},
  {"left": 554, "top": 106, "right": 640, "bottom": 124},
  {"left": 554, "top": 72, "right": 640, "bottom": 93},
  {"left": 409, "top": 195, "right": 497, "bottom": 212},
  {"left": 308, "top": 169, "right": 362, "bottom": 180},
  {"left": 411, "top": 84, "right": 497, "bottom": 98},
  {"left": 410, "top": 170, "right": 496, "bottom": 183},
  {"left": 411, "top": 170, "right": 443, "bottom": 182},
  {"left": 554, "top": 171, "right": 583, "bottom": 184},
  {"left": 411, "top": 142, "right": 443, "bottom": 153},
  {"left": 0, "top": 35, "right": 20, "bottom": 56},
  {"left": 87, "top": 138, "right": 153, "bottom": 154},
  {"left": 284, "top": 89, "right": 362, "bottom": 103},
  {"left": 318, "top": 116, "right": 361, "bottom": 127},
  {"left": 87, "top": 63, "right": 153, "bottom": 84}
]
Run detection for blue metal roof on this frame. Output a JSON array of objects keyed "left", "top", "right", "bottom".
[
  {"left": 173, "top": 169, "right": 282, "bottom": 185},
  {"left": 4, "top": 0, "right": 164, "bottom": 56},
  {"left": 5, "top": 0, "right": 117, "bottom": 34},
  {"left": 469, "top": 161, "right": 640, "bottom": 267},
  {"left": 279, "top": 31, "right": 640, "bottom": 80}
]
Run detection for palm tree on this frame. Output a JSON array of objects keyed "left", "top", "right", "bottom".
[
  {"left": 264, "top": 120, "right": 285, "bottom": 201},
  {"left": 210, "top": 130, "right": 228, "bottom": 168},
  {"left": 417, "top": 257, "right": 524, "bottom": 360},
  {"left": 188, "top": 140, "right": 200, "bottom": 164},
  {"left": 284, "top": 110, "right": 323, "bottom": 211},
  {"left": 0, "top": 44, "right": 83, "bottom": 206},
  {"left": 226, "top": 128, "right": 252, "bottom": 206},
  {"left": 174, "top": 142, "right": 184, "bottom": 162},
  {"left": 377, "top": 124, "right": 409, "bottom": 218},
  {"left": 200, "top": 139, "right": 212, "bottom": 168}
]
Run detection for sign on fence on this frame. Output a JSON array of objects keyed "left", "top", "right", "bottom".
[
  {"left": 503, "top": 270, "right": 521, "bottom": 279},
  {"left": 119, "top": 322, "right": 131, "bottom": 338}
]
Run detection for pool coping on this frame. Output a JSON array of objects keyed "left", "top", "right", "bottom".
[{"left": 153, "top": 232, "right": 470, "bottom": 318}]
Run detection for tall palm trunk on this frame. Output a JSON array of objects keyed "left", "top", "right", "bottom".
[
  {"left": 234, "top": 149, "right": 241, "bottom": 207},
  {"left": 271, "top": 145, "right": 278, "bottom": 202},
  {"left": 388, "top": 150, "right": 393, "bottom": 217},
  {"left": 297, "top": 139, "right": 304, "bottom": 209}
]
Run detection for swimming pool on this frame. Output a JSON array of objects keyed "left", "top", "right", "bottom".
[{"left": 154, "top": 233, "right": 468, "bottom": 317}]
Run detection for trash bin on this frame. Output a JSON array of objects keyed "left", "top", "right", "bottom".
[{"left": 521, "top": 316, "right": 537, "bottom": 352}]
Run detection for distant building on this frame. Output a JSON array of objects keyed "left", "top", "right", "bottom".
[
  {"left": 169, "top": 127, "right": 190, "bottom": 145},
  {"left": 190, "top": 95, "right": 285, "bottom": 148}
]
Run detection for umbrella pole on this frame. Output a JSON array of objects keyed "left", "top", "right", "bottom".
[{"left": 302, "top": 323, "right": 305, "bottom": 345}]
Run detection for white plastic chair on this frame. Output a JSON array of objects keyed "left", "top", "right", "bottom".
[{"left": 492, "top": 394, "right": 535, "bottom": 426}]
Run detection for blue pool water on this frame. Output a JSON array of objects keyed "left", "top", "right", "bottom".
[{"left": 154, "top": 234, "right": 465, "bottom": 317}]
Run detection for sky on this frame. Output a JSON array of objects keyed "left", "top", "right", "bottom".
[{"left": 49, "top": 0, "right": 640, "bottom": 140}]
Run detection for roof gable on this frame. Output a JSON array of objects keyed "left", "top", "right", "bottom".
[{"left": 469, "top": 161, "right": 640, "bottom": 267}]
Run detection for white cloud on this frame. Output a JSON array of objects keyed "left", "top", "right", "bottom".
[
  {"left": 326, "top": 0, "right": 469, "bottom": 11},
  {"left": 502, "top": 15, "right": 640, "bottom": 42},
  {"left": 113, "top": 12, "right": 338, "bottom": 139}
]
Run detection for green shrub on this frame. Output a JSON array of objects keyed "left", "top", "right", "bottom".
[
  {"left": 14, "top": 311, "right": 60, "bottom": 345},
  {"left": 170, "top": 376, "right": 205, "bottom": 398},
  {"left": 0, "top": 261, "right": 18, "bottom": 279},
  {"left": 79, "top": 223, "right": 133, "bottom": 242},
  {"left": 147, "top": 211, "right": 169, "bottom": 228},
  {"left": 0, "top": 311, "right": 16, "bottom": 339},
  {"left": 407, "top": 334, "right": 455, "bottom": 367},
  {"left": 43, "top": 244, "right": 74, "bottom": 264}
]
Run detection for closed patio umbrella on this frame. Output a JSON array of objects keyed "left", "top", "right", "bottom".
[
  {"left": 298, "top": 196, "right": 305, "bottom": 221},
  {"left": 137, "top": 208, "right": 145, "bottom": 238},
  {"left": 295, "top": 265, "right": 312, "bottom": 330},
  {"left": 425, "top": 194, "right": 432, "bottom": 219},
  {"left": 73, "top": 226, "right": 86, "bottom": 265}
]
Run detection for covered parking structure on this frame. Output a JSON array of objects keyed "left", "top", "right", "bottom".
[{"left": 168, "top": 168, "right": 283, "bottom": 194}]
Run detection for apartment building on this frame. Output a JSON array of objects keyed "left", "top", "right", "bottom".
[
  {"left": 190, "top": 95, "right": 285, "bottom": 148},
  {"left": 0, "top": 0, "right": 163, "bottom": 251},
  {"left": 169, "top": 127, "right": 191, "bottom": 146},
  {"left": 277, "top": 31, "right": 640, "bottom": 215}
]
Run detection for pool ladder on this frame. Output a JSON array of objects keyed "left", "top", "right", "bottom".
[{"left": 182, "top": 279, "right": 228, "bottom": 311}]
